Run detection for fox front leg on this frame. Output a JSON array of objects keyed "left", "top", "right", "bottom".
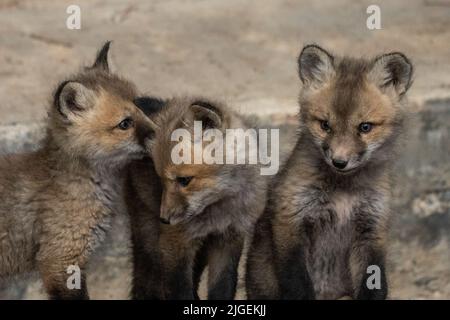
[
  {"left": 245, "top": 213, "right": 280, "bottom": 300},
  {"left": 131, "top": 244, "right": 164, "bottom": 300},
  {"left": 205, "top": 232, "right": 244, "bottom": 300},
  {"left": 129, "top": 210, "right": 164, "bottom": 300},
  {"left": 37, "top": 232, "right": 91, "bottom": 300},
  {"left": 350, "top": 210, "right": 388, "bottom": 300},
  {"left": 351, "top": 244, "right": 388, "bottom": 300},
  {"left": 192, "top": 242, "right": 209, "bottom": 300},
  {"left": 159, "top": 227, "right": 198, "bottom": 300},
  {"left": 164, "top": 257, "right": 195, "bottom": 300},
  {"left": 38, "top": 259, "right": 89, "bottom": 300},
  {"left": 272, "top": 217, "right": 315, "bottom": 300}
]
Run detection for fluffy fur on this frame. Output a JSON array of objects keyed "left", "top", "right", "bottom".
[
  {"left": 127, "top": 97, "right": 269, "bottom": 299},
  {"left": 246, "top": 44, "right": 413, "bottom": 300},
  {"left": 0, "top": 42, "right": 156, "bottom": 299}
]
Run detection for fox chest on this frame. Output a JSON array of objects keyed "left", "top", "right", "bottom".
[
  {"left": 75, "top": 177, "right": 124, "bottom": 254},
  {"left": 59, "top": 175, "right": 124, "bottom": 250},
  {"left": 301, "top": 192, "right": 360, "bottom": 299},
  {"left": 91, "top": 176, "right": 124, "bottom": 215}
]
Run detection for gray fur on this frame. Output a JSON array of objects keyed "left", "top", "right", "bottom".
[{"left": 246, "top": 45, "right": 413, "bottom": 300}]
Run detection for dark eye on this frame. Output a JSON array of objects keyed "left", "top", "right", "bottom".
[
  {"left": 176, "top": 176, "right": 193, "bottom": 187},
  {"left": 320, "top": 120, "right": 331, "bottom": 132},
  {"left": 118, "top": 118, "right": 134, "bottom": 130},
  {"left": 359, "top": 122, "right": 373, "bottom": 133}
]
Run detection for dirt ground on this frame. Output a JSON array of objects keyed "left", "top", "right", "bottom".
[
  {"left": 0, "top": 0, "right": 449, "bottom": 299},
  {"left": 1, "top": 0, "right": 450, "bottom": 122}
]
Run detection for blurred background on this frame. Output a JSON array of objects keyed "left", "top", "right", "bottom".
[{"left": 0, "top": 0, "right": 449, "bottom": 299}]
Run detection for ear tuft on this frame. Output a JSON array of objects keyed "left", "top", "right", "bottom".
[
  {"left": 91, "top": 41, "right": 112, "bottom": 72},
  {"left": 368, "top": 52, "right": 413, "bottom": 96},
  {"left": 298, "top": 44, "right": 335, "bottom": 87},
  {"left": 55, "top": 81, "right": 96, "bottom": 118},
  {"left": 190, "top": 101, "right": 222, "bottom": 129}
]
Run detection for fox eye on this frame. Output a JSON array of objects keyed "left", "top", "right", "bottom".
[
  {"left": 176, "top": 176, "right": 193, "bottom": 187},
  {"left": 118, "top": 118, "right": 134, "bottom": 130},
  {"left": 320, "top": 120, "right": 331, "bottom": 133},
  {"left": 358, "top": 122, "right": 373, "bottom": 133}
]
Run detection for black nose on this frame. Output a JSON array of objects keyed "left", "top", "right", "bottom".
[
  {"left": 332, "top": 158, "right": 348, "bottom": 170},
  {"left": 160, "top": 217, "right": 170, "bottom": 224}
]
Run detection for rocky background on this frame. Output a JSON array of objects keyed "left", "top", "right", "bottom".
[{"left": 0, "top": 0, "right": 449, "bottom": 299}]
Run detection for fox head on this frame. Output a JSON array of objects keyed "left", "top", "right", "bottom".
[
  {"left": 149, "top": 98, "right": 240, "bottom": 225},
  {"left": 49, "top": 42, "right": 156, "bottom": 167},
  {"left": 297, "top": 44, "right": 413, "bottom": 174}
]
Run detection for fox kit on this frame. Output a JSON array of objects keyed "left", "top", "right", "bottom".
[
  {"left": 0, "top": 42, "right": 156, "bottom": 299},
  {"left": 126, "top": 97, "right": 268, "bottom": 299},
  {"left": 246, "top": 45, "right": 413, "bottom": 300}
]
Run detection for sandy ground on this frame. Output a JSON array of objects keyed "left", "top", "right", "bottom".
[
  {"left": 0, "top": 0, "right": 449, "bottom": 299},
  {"left": 0, "top": 0, "right": 450, "bottom": 123}
]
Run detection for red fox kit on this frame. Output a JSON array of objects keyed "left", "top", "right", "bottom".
[
  {"left": 246, "top": 45, "right": 413, "bottom": 299},
  {"left": 126, "top": 97, "right": 269, "bottom": 299},
  {"left": 0, "top": 42, "right": 156, "bottom": 299}
]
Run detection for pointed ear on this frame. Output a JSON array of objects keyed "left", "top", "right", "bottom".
[
  {"left": 298, "top": 44, "right": 335, "bottom": 87},
  {"left": 190, "top": 101, "right": 222, "bottom": 129},
  {"left": 368, "top": 52, "right": 413, "bottom": 96},
  {"left": 55, "top": 81, "right": 97, "bottom": 119},
  {"left": 91, "top": 41, "right": 111, "bottom": 72}
]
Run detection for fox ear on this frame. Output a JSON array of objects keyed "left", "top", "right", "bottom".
[
  {"left": 368, "top": 52, "right": 413, "bottom": 96},
  {"left": 190, "top": 101, "right": 222, "bottom": 129},
  {"left": 91, "top": 41, "right": 111, "bottom": 72},
  {"left": 55, "top": 81, "right": 97, "bottom": 119},
  {"left": 298, "top": 44, "right": 335, "bottom": 87}
]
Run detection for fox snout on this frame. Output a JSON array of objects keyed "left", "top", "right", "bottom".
[
  {"left": 135, "top": 116, "right": 157, "bottom": 149},
  {"left": 323, "top": 140, "right": 365, "bottom": 172},
  {"left": 159, "top": 190, "right": 187, "bottom": 225},
  {"left": 159, "top": 203, "right": 186, "bottom": 225},
  {"left": 159, "top": 201, "right": 172, "bottom": 224},
  {"left": 331, "top": 158, "right": 348, "bottom": 170}
]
